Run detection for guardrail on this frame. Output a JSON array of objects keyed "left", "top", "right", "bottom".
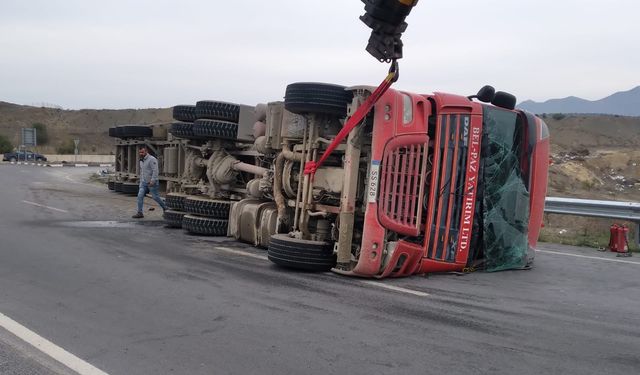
[{"left": 545, "top": 197, "right": 640, "bottom": 246}]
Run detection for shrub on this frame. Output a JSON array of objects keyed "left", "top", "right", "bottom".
[
  {"left": 0, "top": 134, "right": 12, "bottom": 153},
  {"left": 56, "top": 139, "right": 76, "bottom": 154},
  {"left": 32, "top": 123, "right": 49, "bottom": 145},
  {"left": 551, "top": 113, "right": 566, "bottom": 120}
]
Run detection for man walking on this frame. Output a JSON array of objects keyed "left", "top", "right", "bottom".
[{"left": 132, "top": 146, "right": 167, "bottom": 218}]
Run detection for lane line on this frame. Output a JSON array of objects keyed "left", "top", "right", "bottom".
[
  {"left": 216, "top": 246, "right": 269, "bottom": 260},
  {"left": 537, "top": 249, "right": 640, "bottom": 265},
  {"left": 215, "top": 247, "right": 430, "bottom": 296},
  {"left": 21, "top": 200, "right": 69, "bottom": 213},
  {"left": 0, "top": 312, "right": 109, "bottom": 375},
  {"left": 359, "top": 281, "right": 430, "bottom": 297}
]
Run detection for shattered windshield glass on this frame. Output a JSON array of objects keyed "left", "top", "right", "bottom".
[{"left": 481, "top": 106, "right": 531, "bottom": 272}]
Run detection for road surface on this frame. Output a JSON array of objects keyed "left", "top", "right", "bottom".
[{"left": 0, "top": 163, "right": 639, "bottom": 375}]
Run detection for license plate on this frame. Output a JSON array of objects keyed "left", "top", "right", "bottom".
[{"left": 368, "top": 161, "right": 381, "bottom": 203}]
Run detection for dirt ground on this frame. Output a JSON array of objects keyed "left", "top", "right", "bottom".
[{"left": 542, "top": 115, "right": 640, "bottom": 250}]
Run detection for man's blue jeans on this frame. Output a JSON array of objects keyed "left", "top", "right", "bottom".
[{"left": 137, "top": 181, "right": 167, "bottom": 213}]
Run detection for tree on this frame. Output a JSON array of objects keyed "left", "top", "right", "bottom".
[
  {"left": 0, "top": 134, "right": 12, "bottom": 153},
  {"left": 32, "top": 123, "right": 49, "bottom": 145}
]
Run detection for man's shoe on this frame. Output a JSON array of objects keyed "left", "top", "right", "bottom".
[{"left": 132, "top": 212, "right": 144, "bottom": 219}]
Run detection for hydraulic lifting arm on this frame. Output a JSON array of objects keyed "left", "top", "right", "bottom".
[{"left": 360, "top": 0, "right": 419, "bottom": 62}]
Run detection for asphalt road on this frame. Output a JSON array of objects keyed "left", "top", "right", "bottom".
[{"left": 0, "top": 163, "right": 639, "bottom": 375}]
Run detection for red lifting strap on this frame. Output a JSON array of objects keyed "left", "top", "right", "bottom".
[{"left": 304, "top": 61, "right": 399, "bottom": 178}]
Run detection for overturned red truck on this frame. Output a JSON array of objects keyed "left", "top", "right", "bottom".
[
  {"left": 108, "top": 82, "right": 549, "bottom": 279},
  {"left": 267, "top": 83, "right": 549, "bottom": 277}
]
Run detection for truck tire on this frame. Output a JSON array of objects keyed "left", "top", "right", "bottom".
[
  {"left": 169, "top": 122, "right": 197, "bottom": 139},
  {"left": 267, "top": 234, "right": 336, "bottom": 272},
  {"left": 183, "top": 197, "right": 231, "bottom": 219},
  {"left": 195, "top": 101, "right": 240, "bottom": 122},
  {"left": 284, "top": 82, "right": 352, "bottom": 117},
  {"left": 115, "top": 182, "right": 124, "bottom": 192},
  {"left": 107, "top": 181, "right": 115, "bottom": 190},
  {"left": 164, "top": 210, "right": 186, "bottom": 228},
  {"left": 173, "top": 105, "right": 197, "bottom": 122},
  {"left": 116, "top": 126, "right": 153, "bottom": 138},
  {"left": 182, "top": 215, "right": 228, "bottom": 236},
  {"left": 165, "top": 193, "right": 188, "bottom": 211},
  {"left": 121, "top": 182, "right": 139, "bottom": 195},
  {"left": 193, "top": 119, "right": 238, "bottom": 140}
]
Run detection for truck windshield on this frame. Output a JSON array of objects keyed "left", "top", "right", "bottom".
[{"left": 480, "top": 106, "right": 531, "bottom": 271}]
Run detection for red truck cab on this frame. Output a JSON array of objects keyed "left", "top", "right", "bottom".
[{"left": 353, "top": 88, "right": 549, "bottom": 277}]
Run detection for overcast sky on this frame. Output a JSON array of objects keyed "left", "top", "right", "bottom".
[{"left": 0, "top": 0, "right": 638, "bottom": 109}]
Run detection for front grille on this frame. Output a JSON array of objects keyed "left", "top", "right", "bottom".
[
  {"left": 378, "top": 135, "right": 429, "bottom": 237},
  {"left": 427, "top": 114, "right": 470, "bottom": 262}
]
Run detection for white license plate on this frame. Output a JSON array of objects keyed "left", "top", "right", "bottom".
[{"left": 368, "top": 161, "right": 381, "bottom": 203}]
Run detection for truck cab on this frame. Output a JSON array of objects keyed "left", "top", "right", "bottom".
[{"left": 348, "top": 89, "right": 549, "bottom": 277}]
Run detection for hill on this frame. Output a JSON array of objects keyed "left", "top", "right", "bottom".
[
  {"left": 519, "top": 86, "right": 640, "bottom": 116},
  {"left": 0, "top": 101, "right": 172, "bottom": 154}
]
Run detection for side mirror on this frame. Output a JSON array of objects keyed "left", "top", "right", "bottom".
[
  {"left": 468, "top": 85, "right": 496, "bottom": 103},
  {"left": 492, "top": 91, "right": 517, "bottom": 110}
]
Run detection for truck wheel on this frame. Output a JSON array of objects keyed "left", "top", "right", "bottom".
[
  {"left": 114, "top": 182, "right": 124, "bottom": 192},
  {"left": 121, "top": 182, "right": 139, "bottom": 195},
  {"left": 192, "top": 119, "right": 238, "bottom": 140},
  {"left": 267, "top": 234, "right": 336, "bottom": 272},
  {"left": 165, "top": 193, "right": 188, "bottom": 211},
  {"left": 169, "top": 122, "right": 197, "bottom": 139},
  {"left": 284, "top": 82, "right": 353, "bottom": 117},
  {"left": 182, "top": 215, "right": 228, "bottom": 236},
  {"left": 195, "top": 101, "right": 240, "bottom": 122},
  {"left": 117, "top": 126, "right": 152, "bottom": 138},
  {"left": 172, "top": 105, "right": 197, "bottom": 122},
  {"left": 107, "top": 181, "right": 115, "bottom": 190},
  {"left": 10, "top": 157, "right": 17, "bottom": 163},
  {"left": 183, "top": 196, "right": 231, "bottom": 219},
  {"left": 164, "top": 210, "right": 186, "bottom": 228}
]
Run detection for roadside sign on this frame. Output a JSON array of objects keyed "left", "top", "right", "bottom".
[{"left": 22, "top": 128, "right": 37, "bottom": 147}]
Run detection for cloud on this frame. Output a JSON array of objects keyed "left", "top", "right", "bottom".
[{"left": 0, "top": 0, "right": 638, "bottom": 108}]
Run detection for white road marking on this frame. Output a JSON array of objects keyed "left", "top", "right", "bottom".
[
  {"left": 0, "top": 312, "right": 110, "bottom": 375},
  {"left": 359, "top": 280, "right": 430, "bottom": 297},
  {"left": 537, "top": 249, "right": 640, "bottom": 265},
  {"left": 216, "top": 246, "right": 269, "bottom": 260},
  {"left": 21, "top": 200, "right": 69, "bottom": 213},
  {"left": 216, "top": 246, "right": 430, "bottom": 296}
]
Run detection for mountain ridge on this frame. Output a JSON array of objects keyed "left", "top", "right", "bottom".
[{"left": 518, "top": 86, "right": 640, "bottom": 116}]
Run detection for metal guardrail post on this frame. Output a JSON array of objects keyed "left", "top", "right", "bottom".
[{"left": 545, "top": 197, "right": 640, "bottom": 248}]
